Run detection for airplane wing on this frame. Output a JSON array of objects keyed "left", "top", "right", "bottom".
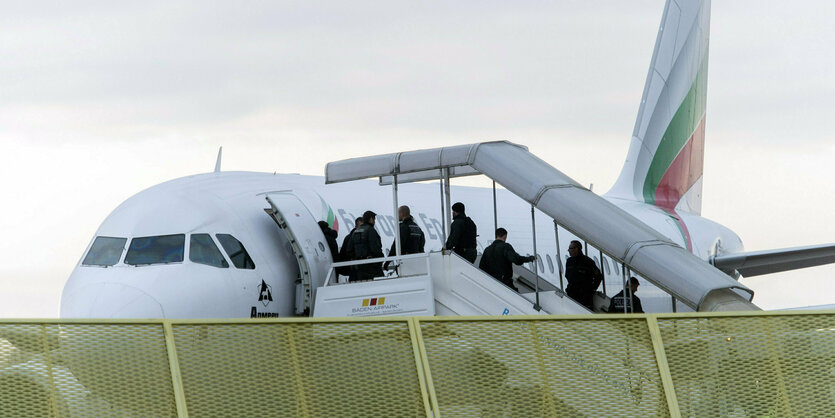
[
  {"left": 713, "top": 243, "right": 835, "bottom": 277},
  {"left": 783, "top": 303, "right": 835, "bottom": 311}
]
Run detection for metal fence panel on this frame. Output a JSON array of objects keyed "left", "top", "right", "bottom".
[
  {"left": 0, "top": 323, "right": 58, "bottom": 417},
  {"left": 658, "top": 313, "right": 835, "bottom": 417},
  {"left": 171, "top": 320, "right": 429, "bottom": 417},
  {"left": 0, "top": 322, "right": 176, "bottom": 417},
  {"left": 417, "top": 317, "right": 670, "bottom": 417},
  {"left": 2, "top": 312, "right": 835, "bottom": 417}
]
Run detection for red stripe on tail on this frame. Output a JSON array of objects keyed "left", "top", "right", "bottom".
[{"left": 654, "top": 117, "right": 706, "bottom": 211}]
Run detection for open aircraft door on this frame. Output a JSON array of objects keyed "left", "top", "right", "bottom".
[{"left": 264, "top": 193, "right": 333, "bottom": 315}]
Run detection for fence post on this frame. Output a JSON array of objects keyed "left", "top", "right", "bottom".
[
  {"left": 764, "top": 319, "right": 794, "bottom": 414},
  {"left": 411, "top": 318, "right": 440, "bottom": 417},
  {"left": 40, "top": 324, "right": 61, "bottom": 418},
  {"left": 163, "top": 321, "right": 189, "bottom": 417},
  {"left": 408, "top": 318, "right": 437, "bottom": 417},
  {"left": 646, "top": 316, "right": 681, "bottom": 417}
]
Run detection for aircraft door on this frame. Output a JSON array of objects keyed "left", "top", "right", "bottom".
[{"left": 264, "top": 193, "right": 333, "bottom": 315}]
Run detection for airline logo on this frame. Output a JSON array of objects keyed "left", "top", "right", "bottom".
[
  {"left": 361, "top": 297, "right": 385, "bottom": 307},
  {"left": 317, "top": 193, "right": 339, "bottom": 232},
  {"left": 251, "top": 279, "right": 279, "bottom": 318},
  {"left": 258, "top": 279, "right": 273, "bottom": 307},
  {"left": 642, "top": 55, "right": 708, "bottom": 213}
]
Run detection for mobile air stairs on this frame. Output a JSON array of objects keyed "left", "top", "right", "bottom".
[
  {"left": 314, "top": 251, "right": 590, "bottom": 317},
  {"left": 310, "top": 141, "right": 758, "bottom": 318}
]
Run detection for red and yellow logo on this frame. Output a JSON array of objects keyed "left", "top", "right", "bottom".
[{"left": 361, "top": 297, "right": 385, "bottom": 307}]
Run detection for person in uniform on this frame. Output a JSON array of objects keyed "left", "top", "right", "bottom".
[
  {"left": 565, "top": 240, "right": 603, "bottom": 310},
  {"left": 345, "top": 211, "right": 383, "bottom": 281},
  {"left": 478, "top": 228, "right": 536, "bottom": 291},
  {"left": 608, "top": 277, "right": 644, "bottom": 313},
  {"left": 339, "top": 218, "right": 363, "bottom": 259},
  {"left": 445, "top": 202, "right": 478, "bottom": 263},
  {"left": 317, "top": 221, "right": 339, "bottom": 261},
  {"left": 336, "top": 217, "right": 362, "bottom": 281},
  {"left": 385, "top": 206, "right": 426, "bottom": 269}
]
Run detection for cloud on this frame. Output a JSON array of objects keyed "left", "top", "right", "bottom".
[
  {"left": 2, "top": 1, "right": 835, "bottom": 315},
  {"left": 0, "top": 1, "right": 660, "bottom": 138}
]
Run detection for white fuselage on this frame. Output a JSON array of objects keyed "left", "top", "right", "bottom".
[{"left": 60, "top": 171, "right": 744, "bottom": 318}]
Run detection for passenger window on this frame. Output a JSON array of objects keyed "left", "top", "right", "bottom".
[
  {"left": 216, "top": 234, "right": 256, "bottom": 269},
  {"left": 546, "top": 255, "right": 554, "bottom": 274},
  {"left": 125, "top": 234, "right": 185, "bottom": 265},
  {"left": 536, "top": 256, "right": 544, "bottom": 273},
  {"left": 603, "top": 258, "right": 611, "bottom": 275},
  {"left": 190, "top": 234, "right": 229, "bottom": 268},
  {"left": 83, "top": 237, "right": 127, "bottom": 267}
]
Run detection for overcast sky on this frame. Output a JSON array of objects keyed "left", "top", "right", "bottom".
[{"left": 1, "top": 1, "right": 834, "bottom": 317}]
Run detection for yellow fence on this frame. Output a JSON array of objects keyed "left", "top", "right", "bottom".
[{"left": 1, "top": 311, "right": 833, "bottom": 417}]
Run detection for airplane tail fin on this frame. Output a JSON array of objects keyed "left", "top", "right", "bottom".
[{"left": 606, "top": 0, "right": 710, "bottom": 215}]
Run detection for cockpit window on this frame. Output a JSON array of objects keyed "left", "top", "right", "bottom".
[
  {"left": 82, "top": 236, "right": 127, "bottom": 267},
  {"left": 125, "top": 234, "right": 185, "bottom": 266},
  {"left": 216, "top": 234, "right": 255, "bottom": 269},
  {"left": 190, "top": 234, "right": 229, "bottom": 268}
]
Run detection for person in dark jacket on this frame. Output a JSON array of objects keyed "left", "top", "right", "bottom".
[
  {"left": 388, "top": 206, "right": 425, "bottom": 255},
  {"left": 385, "top": 206, "right": 426, "bottom": 270},
  {"left": 344, "top": 211, "right": 384, "bottom": 281},
  {"left": 339, "top": 218, "right": 363, "bottom": 260},
  {"left": 565, "top": 240, "right": 603, "bottom": 310},
  {"left": 445, "top": 202, "right": 478, "bottom": 263},
  {"left": 479, "top": 228, "right": 536, "bottom": 291},
  {"left": 317, "top": 221, "right": 339, "bottom": 261},
  {"left": 336, "top": 217, "right": 363, "bottom": 281},
  {"left": 608, "top": 277, "right": 644, "bottom": 313}
]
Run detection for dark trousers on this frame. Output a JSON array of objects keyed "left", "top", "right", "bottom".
[
  {"left": 455, "top": 248, "right": 477, "bottom": 264},
  {"left": 566, "top": 286, "right": 594, "bottom": 311},
  {"left": 498, "top": 275, "right": 519, "bottom": 292},
  {"left": 353, "top": 263, "right": 383, "bottom": 282}
]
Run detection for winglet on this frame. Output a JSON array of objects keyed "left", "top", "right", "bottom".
[{"left": 214, "top": 146, "right": 223, "bottom": 173}]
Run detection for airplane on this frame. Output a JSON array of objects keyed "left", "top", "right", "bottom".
[{"left": 59, "top": 0, "right": 835, "bottom": 320}]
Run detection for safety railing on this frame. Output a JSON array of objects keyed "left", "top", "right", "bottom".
[
  {"left": 1, "top": 310, "right": 834, "bottom": 417},
  {"left": 323, "top": 251, "right": 433, "bottom": 286}
]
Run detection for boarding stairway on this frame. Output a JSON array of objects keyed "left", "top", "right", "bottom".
[
  {"left": 507, "top": 260, "right": 613, "bottom": 312},
  {"left": 312, "top": 253, "right": 669, "bottom": 416},
  {"left": 311, "top": 253, "right": 672, "bottom": 415},
  {"left": 314, "top": 251, "right": 590, "bottom": 317},
  {"left": 321, "top": 141, "right": 759, "bottom": 314}
]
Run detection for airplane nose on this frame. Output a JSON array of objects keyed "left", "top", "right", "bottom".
[{"left": 61, "top": 283, "right": 165, "bottom": 318}]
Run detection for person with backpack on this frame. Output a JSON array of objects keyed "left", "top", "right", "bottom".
[
  {"left": 345, "top": 211, "right": 383, "bottom": 281},
  {"left": 445, "top": 202, "right": 478, "bottom": 263}
]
